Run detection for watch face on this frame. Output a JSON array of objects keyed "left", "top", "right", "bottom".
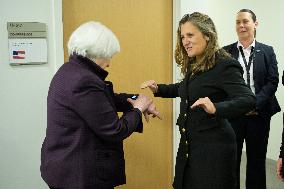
[{"left": 131, "top": 95, "right": 138, "bottom": 100}]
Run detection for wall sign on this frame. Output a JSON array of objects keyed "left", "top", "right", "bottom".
[{"left": 7, "top": 22, "right": 48, "bottom": 65}]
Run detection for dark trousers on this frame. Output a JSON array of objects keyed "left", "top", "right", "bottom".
[{"left": 230, "top": 114, "right": 270, "bottom": 189}]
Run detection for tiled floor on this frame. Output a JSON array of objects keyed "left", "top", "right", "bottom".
[{"left": 240, "top": 153, "right": 284, "bottom": 189}]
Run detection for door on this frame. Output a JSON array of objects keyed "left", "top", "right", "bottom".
[{"left": 63, "top": 1, "right": 173, "bottom": 188}]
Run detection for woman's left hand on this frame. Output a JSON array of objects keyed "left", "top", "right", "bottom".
[
  {"left": 191, "top": 97, "right": 216, "bottom": 114},
  {"left": 277, "top": 158, "right": 284, "bottom": 182}
]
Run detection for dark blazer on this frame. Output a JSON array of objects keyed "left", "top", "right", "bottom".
[
  {"left": 155, "top": 56, "right": 255, "bottom": 189},
  {"left": 223, "top": 41, "right": 281, "bottom": 117},
  {"left": 41, "top": 55, "right": 143, "bottom": 189}
]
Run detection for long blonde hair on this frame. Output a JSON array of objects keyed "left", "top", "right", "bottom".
[{"left": 175, "top": 12, "right": 230, "bottom": 77}]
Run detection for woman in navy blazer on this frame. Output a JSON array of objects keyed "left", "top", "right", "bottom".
[
  {"left": 142, "top": 12, "right": 255, "bottom": 189},
  {"left": 223, "top": 9, "right": 281, "bottom": 189},
  {"left": 40, "top": 21, "right": 160, "bottom": 189}
]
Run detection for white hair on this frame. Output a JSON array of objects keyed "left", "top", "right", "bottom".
[{"left": 67, "top": 21, "right": 120, "bottom": 59}]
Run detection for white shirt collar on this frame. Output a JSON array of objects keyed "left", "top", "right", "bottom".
[{"left": 237, "top": 39, "right": 256, "bottom": 51}]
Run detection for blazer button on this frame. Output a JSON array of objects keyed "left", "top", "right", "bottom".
[
  {"left": 182, "top": 128, "right": 186, "bottom": 133},
  {"left": 186, "top": 153, "right": 189, "bottom": 158}
]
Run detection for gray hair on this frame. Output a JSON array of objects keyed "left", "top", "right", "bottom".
[{"left": 67, "top": 21, "right": 120, "bottom": 59}]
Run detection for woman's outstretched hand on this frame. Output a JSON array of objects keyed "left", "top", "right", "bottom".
[{"left": 140, "top": 80, "right": 158, "bottom": 93}]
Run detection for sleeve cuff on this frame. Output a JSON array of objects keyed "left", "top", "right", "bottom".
[{"left": 132, "top": 108, "right": 143, "bottom": 133}]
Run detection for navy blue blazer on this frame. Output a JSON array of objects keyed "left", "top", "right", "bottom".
[
  {"left": 41, "top": 55, "right": 143, "bottom": 189},
  {"left": 223, "top": 41, "right": 281, "bottom": 116}
]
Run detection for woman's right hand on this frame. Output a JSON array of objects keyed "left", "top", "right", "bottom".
[
  {"left": 127, "top": 94, "right": 152, "bottom": 113},
  {"left": 140, "top": 80, "right": 158, "bottom": 93}
]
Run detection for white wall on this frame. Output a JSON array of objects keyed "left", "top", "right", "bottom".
[
  {"left": 0, "top": 0, "right": 63, "bottom": 188},
  {"left": 174, "top": 0, "right": 284, "bottom": 160}
]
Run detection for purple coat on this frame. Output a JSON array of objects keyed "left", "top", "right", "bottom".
[{"left": 41, "top": 55, "right": 143, "bottom": 189}]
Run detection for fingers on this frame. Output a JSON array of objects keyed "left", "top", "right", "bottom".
[
  {"left": 146, "top": 102, "right": 162, "bottom": 120},
  {"left": 245, "top": 111, "right": 253, "bottom": 116},
  {"left": 144, "top": 105, "right": 162, "bottom": 122},
  {"left": 143, "top": 111, "right": 150, "bottom": 123},
  {"left": 153, "top": 110, "right": 162, "bottom": 120},
  {"left": 190, "top": 97, "right": 216, "bottom": 114},
  {"left": 131, "top": 94, "right": 152, "bottom": 112},
  {"left": 150, "top": 110, "right": 162, "bottom": 120},
  {"left": 140, "top": 80, "right": 155, "bottom": 89},
  {"left": 277, "top": 159, "right": 284, "bottom": 182},
  {"left": 246, "top": 110, "right": 258, "bottom": 116},
  {"left": 140, "top": 80, "right": 158, "bottom": 93},
  {"left": 191, "top": 97, "right": 209, "bottom": 109},
  {"left": 127, "top": 98, "right": 135, "bottom": 105},
  {"left": 190, "top": 99, "right": 202, "bottom": 109},
  {"left": 129, "top": 94, "right": 162, "bottom": 122},
  {"left": 277, "top": 169, "right": 284, "bottom": 181},
  {"left": 142, "top": 110, "right": 162, "bottom": 123}
]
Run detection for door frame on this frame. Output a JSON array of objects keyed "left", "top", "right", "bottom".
[{"left": 172, "top": 0, "right": 181, "bottom": 177}]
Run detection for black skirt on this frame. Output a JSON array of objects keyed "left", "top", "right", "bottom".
[{"left": 175, "top": 125, "right": 237, "bottom": 189}]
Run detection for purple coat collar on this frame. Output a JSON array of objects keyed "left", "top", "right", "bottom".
[{"left": 69, "top": 54, "right": 108, "bottom": 80}]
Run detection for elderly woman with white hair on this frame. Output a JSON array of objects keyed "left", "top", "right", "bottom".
[{"left": 40, "top": 21, "right": 160, "bottom": 189}]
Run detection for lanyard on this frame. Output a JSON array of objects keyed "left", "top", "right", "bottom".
[{"left": 239, "top": 46, "right": 254, "bottom": 88}]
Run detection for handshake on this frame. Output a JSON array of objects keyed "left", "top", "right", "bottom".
[{"left": 127, "top": 80, "right": 160, "bottom": 122}]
